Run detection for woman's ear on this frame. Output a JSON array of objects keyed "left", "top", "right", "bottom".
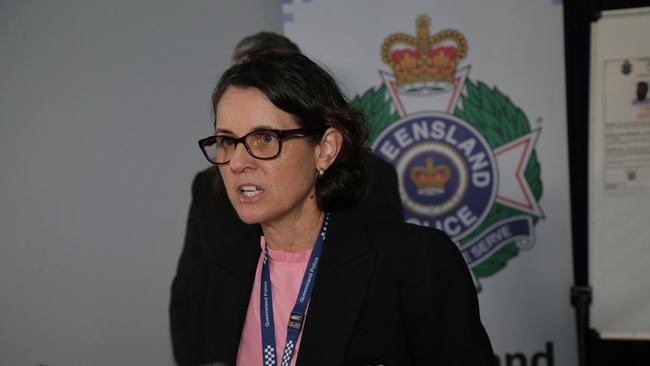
[{"left": 315, "top": 127, "right": 343, "bottom": 172}]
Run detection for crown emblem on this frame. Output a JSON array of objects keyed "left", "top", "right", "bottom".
[
  {"left": 410, "top": 157, "right": 451, "bottom": 196},
  {"left": 381, "top": 15, "right": 467, "bottom": 94}
]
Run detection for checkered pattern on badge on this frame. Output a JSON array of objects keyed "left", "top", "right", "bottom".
[
  {"left": 281, "top": 340, "right": 296, "bottom": 366},
  {"left": 264, "top": 344, "right": 276, "bottom": 366}
]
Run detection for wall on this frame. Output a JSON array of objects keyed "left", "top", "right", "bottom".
[{"left": 0, "top": 1, "right": 282, "bottom": 364}]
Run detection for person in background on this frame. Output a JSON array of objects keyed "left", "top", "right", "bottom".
[
  {"left": 171, "top": 49, "right": 493, "bottom": 365},
  {"left": 231, "top": 31, "right": 300, "bottom": 64}
]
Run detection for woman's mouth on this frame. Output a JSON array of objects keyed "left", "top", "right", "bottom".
[{"left": 238, "top": 185, "right": 264, "bottom": 198}]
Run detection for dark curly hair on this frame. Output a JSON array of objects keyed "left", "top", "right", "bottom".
[{"left": 211, "top": 52, "right": 369, "bottom": 211}]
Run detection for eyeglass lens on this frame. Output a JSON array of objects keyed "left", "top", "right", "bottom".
[{"left": 208, "top": 131, "right": 281, "bottom": 163}]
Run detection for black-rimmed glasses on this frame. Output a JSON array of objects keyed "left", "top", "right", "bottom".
[{"left": 198, "top": 128, "right": 323, "bottom": 165}]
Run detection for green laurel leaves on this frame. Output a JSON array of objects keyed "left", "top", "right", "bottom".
[
  {"left": 454, "top": 79, "right": 543, "bottom": 277},
  {"left": 454, "top": 80, "right": 532, "bottom": 149},
  {"left": 350, "top": 84, "right": 401, "bottom": 147}
]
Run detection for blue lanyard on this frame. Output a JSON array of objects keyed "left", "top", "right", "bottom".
[{"left": 260, "top": 212, "right": 330, "bottom": 366}]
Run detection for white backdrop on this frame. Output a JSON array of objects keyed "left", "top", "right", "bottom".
[
  {"left": 284, "top": 0, "right": 576, "bottom": 364},
  {"left": 0, "top": 0, "right": 282, "bottom": 364}
]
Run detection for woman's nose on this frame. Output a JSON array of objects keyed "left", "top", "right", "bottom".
[{"left": 227, "top": 142, "right": 256, "bottom": 172}]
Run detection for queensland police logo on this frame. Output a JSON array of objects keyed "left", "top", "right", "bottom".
[
  {"left": 352, "top": 15, "right": 544, "bottom": 288},
  {"left": 374, "top": 112, "right": 497, "bottom": 240}
]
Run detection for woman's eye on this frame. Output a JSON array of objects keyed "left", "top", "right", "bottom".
[
  {"left": 217, "top": 136, "right": 236, "bottom": 147},
  {"left": 260, "top": 133, "right": 276, "bottom": 144}
]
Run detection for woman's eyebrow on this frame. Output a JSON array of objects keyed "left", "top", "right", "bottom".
[
  {"left": 214, "top": 128, "right": 234, "bottom": 135},
  {"left": 250, "top": 125, "right": 276, "bottom": 131},
  {"left": 215, "top": 125, "right": 277, "bottom": 135}
]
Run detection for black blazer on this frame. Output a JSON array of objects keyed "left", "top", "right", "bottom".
[{"left": 170, "top": 156, "right": 493, "bottom": 365}]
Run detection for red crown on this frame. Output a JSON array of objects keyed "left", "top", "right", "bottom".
[
  {"left": 410, "top": 157, "right": 450, "bottom": 196},
  {"left": 381, "top": 15, "right": 467, "bottom": 94}
]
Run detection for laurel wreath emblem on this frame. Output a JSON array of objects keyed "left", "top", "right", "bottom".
[{"left": 351, "top": 79, "right": 543, "bottom": 277}]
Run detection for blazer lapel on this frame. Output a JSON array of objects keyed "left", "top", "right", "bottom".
[
  {"left": 296, "top": 210, "right": 375, "bottom": 366},
  {"left": 202, "top": 219, "right": 261, "bottom": 365}
]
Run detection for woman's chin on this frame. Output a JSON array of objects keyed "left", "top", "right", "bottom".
[{"left": 233, "top": 207, "right": 266, "bottom": 225}]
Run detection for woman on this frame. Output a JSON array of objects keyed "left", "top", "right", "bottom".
[{"left": 172, "top": 53, "right": 494, "bottom": 366}]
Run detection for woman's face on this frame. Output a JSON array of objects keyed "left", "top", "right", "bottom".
[{"left": 215, "top": 87, "right": 321, "bottom": 225}]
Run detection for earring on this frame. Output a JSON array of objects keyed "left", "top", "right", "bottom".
[{"left": 317, "top": 168, "right": 325, "bottom": 177}]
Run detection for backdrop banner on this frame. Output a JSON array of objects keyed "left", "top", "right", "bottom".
[{"left": 283, "top": 0, "right": 576, "bottom": 364}]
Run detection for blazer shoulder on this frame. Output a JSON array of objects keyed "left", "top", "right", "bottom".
[
  {"left": 367, "top": 219, "right": 455, "bottom": 252},
  {"left": 365, "top": 219, "right": 470, "bottom": 279}
]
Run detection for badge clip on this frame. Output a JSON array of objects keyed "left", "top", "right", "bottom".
[{"left": 288, "top": 312, "right": 304, "bottom": 331}]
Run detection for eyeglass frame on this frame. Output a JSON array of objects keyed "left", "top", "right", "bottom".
[{"left": 198, "top": 127, "right": 325, "bottom": 165}]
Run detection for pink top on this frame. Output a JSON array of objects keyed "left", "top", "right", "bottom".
[{"left": 236, "top": 237, "right": 312, "bottom": 366}]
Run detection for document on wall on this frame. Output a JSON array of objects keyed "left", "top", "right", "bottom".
[{"left": 603, "top": 58, "right": 650, "bottom": 193}]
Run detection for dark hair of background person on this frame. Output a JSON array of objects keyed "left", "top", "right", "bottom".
[
  {"left": 232, "top": 31, "right": 301, "bottom": 63},
  {"left": 211, "top": 52, "right": 370, "bottom": 211}
]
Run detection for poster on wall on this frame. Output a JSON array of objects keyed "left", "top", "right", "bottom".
[
  {"left": 603, "top": 58, "right": 650, "bottom": 193},
  {"left": 589, "top": 7, "right": 650, "bottom": 339},
  {"left": 283, "top": 0, "right": 576, "bottom": 364}
]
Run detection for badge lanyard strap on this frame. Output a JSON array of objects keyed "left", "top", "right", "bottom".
[{"left": 260, "top": 212, "right": 330, "bottom": 366}]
